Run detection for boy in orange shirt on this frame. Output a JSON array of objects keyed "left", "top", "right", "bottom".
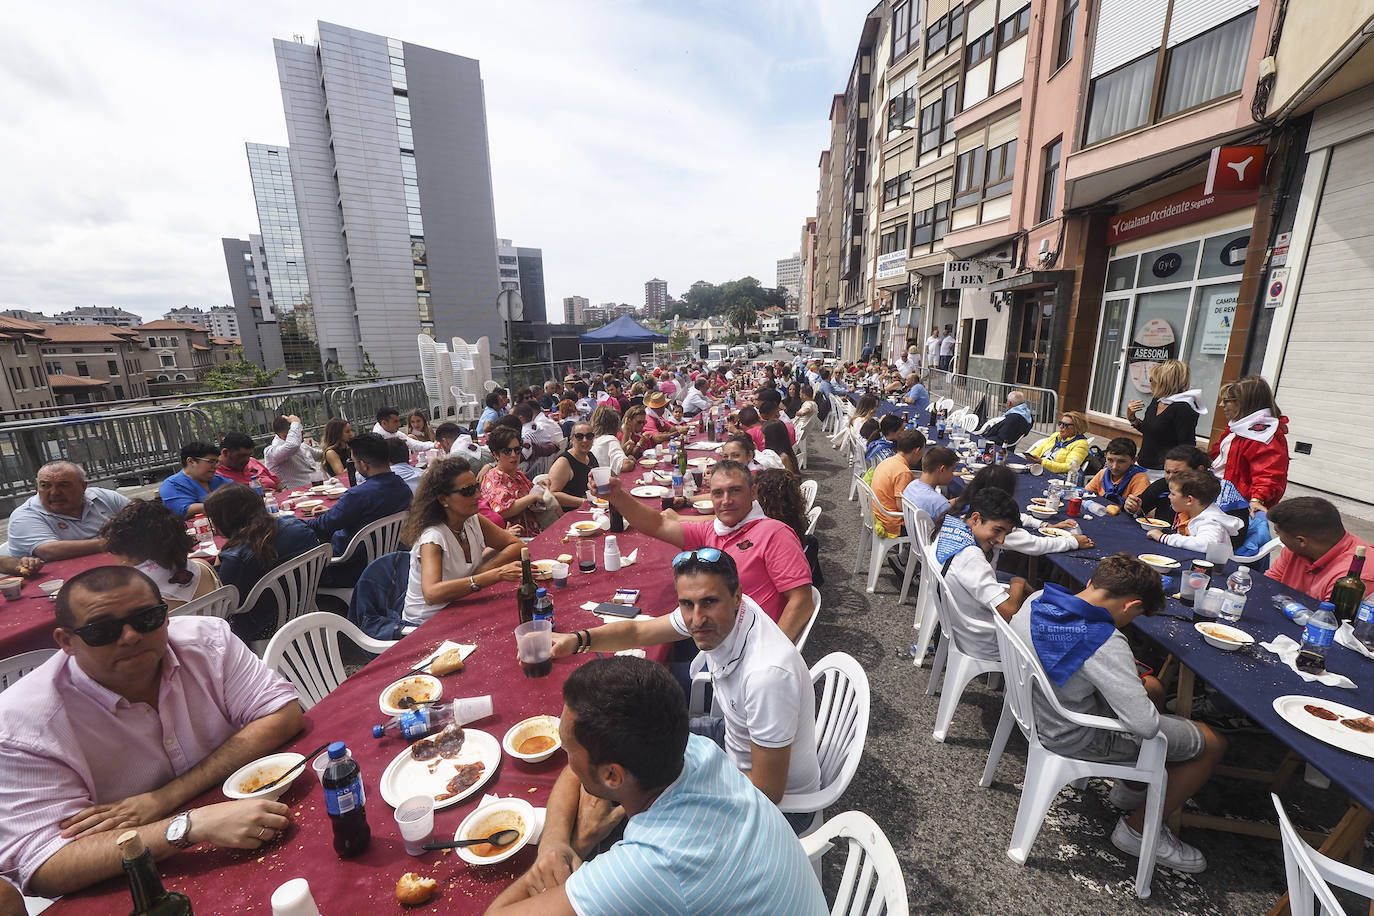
[{"left": 1086, "top": 437, "right": 1150, "bottom": 507}]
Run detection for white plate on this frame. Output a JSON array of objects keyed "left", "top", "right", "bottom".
[
  {"left": 502, "top": 715, "right": 563, "bottom": 764},
  {"left": 1028, "top": 507, "right": 1057, "bottom": 517},
  {"left": 453, "top": 797, "right": 537, "bottom": 866},
  {"left": 686, "top": 443, "right": 722, "bottom": 452},
  {"left": 378, "top": 727, "right": 501, "bottom": 810},
  {"left": 639, "top": 459, "right": 659, "bottom": 467},
  {"left": 379, "top": 674, "right": 443, "bottom": 716},
  {"left": 1039, "top": 526, "right": 1074, "bottom": 538},
  {"left": 1005, "top": 462, "right": 1028, "bottom": 472},
  {"left": 296, "top": 499, "right": 324, "bottom": 509},
  {"left": 688, "top": 457, "right": 714, "bottom": 468},
  {"left": 1272, "top": 695, "right": 1374, "bottom": 759},
  {"left": 1138, "top": 553, "right": 1181, "bottom": 570},
  {"left": 223, "top": 752, "right": 307, "bottom": 802},
  {"left": 1138, "top": 517, "right": 1171, "bottom": 530},
  {"left": 630, "top": 485, "right": 669, "bottom": 498},
  {"left": 1193, "top": 621, "right": 1255, "bottom": 651},
  {"left": 568, "top": 517, "right": 609, "bottom": 537},
  {"left": 692, "top": 498, "right": 714, "bottom": 512}
]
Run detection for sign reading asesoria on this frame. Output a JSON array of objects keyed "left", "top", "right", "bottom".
[{"left": 1107, "top": 183, "right": 1259, "bottom": 246}]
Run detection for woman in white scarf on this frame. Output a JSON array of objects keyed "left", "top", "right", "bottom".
[
  {"left": 1209, "top": 376, "right": 1289, "bottom": 515},
  {"left": 1127, "top": 360, "right": 1204, "bottom": 475}
]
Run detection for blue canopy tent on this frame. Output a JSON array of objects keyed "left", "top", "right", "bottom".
[{"left": 579, "top": 314, "right": 667, "bottom": 370}]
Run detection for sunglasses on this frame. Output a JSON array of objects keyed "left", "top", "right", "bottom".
[
  {"left": 448, "top": 483, "right": 480, "bottom": 497},
  {"left": 572, "top": 432, "right": 594, "bottom": 441},
  {"left": 1057, "top": 420, "right": 1073, "bottom": 428},
  {"left": 671, "top": 547, "right": 725, "bottom": 568},
  {"left": 66, "top": 602, "right": 168, "bottom": 647},
  {"left": 499, "top": 447, "right": 523, "bottom": 456}
]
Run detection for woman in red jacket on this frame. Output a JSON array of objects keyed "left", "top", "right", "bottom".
[{"left": 1209, "top": 376, "right": 1289, "bottom": 515}]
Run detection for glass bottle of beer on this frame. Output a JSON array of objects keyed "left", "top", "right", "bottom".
[
  {"left": 677, "top": 439, "right": 689, "bottom": 479},
  {"left": 517, "top": 547, "right": 537, "bottom": 624},
  {"left": 117, "top": 830, "right": 193, "bottom": 915},
  {"left": 1330, "top": 545, "right": 1367, "bottom": 624}
]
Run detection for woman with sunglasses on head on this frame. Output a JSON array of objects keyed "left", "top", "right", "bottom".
[
  {"left": 401, "top": 457, "right": 525, "bottom": 625},
  {"left": 1025, "top": 410, "right": 1091, "bottom": 474},
  {"left": 480, "top": 425, "right": 546, "bottom": 534},
  {"left": 1210, "top": 375, "right": 1289, "bottom": 516},
  {"left": 547, "top": 421, "right": 600, "bottom": 510},
  {"left": 101, "top": 500, "right": 221, "bottom": 611},
  {"left": 205, "top": 483, "right": 322, "bottom": 642}
]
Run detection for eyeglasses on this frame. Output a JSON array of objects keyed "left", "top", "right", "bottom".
[
  {"left": 572, "top": 432, "right": 594, "bottom": 441},
  {"left": 190, "top": 456, "right": 220, "bottom": 466},
  {"left": 66, "top": 602, "right": 168, "bottom": 647},
  {"left": 448, "top": 483, "right": 480, "bottom": 497},
  {"left": 672, "top": 547, "right": 725, "bottom": 568},
  {"left": 499, "top": 447, "right": 523, "bottom": 456},
  {"left": 1057, "top": 420, "right": 1073, "bottom": 428}
]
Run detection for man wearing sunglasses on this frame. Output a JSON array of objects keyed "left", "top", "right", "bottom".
[
  {"left": 158, "top": 441, "right": 229, "bottom": 519},
  {"left": 0, "top": 566, "right": 303, "bottom": 898},
  {"left": 548, "top": 549, "right": 820, "bottom": 815}
]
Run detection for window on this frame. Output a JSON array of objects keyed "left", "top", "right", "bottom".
[
  {"left": 75, "top": 361, "right": 89, "bottom": 377},
  {"left": 912, "top": 200, "right": 952, "bottom": 245},
  {"left": 971, "top": 318, "right": 989, "bottom": 355},
  {"left": 882, "top": 171, "right": 912, "bottom": 207},
  {"left": 1055, "top": 0, "right": 1078, "bottom": 66},
  {"left": 918, "top": 83, "right": 959, "bottom": 154},
  {"left": 998, "top": 5, "right": 1030, "bottom": 45},
  {"left": 892, "top": 1, "right": 920, "bottom": 58},
  {"left": 114, "top": 385, "right": 125, "bottom": 400},
  {"left": 925, "top": 5, "right": 963, "bottom": 58},
  {"left": 29, "top": 366, "right": 42, "bottom": 388},
  {"left": 879, "top": 222, "right": 908, "bottom": 254},
  {"left": 1085, "top": 8, "right": 1256, "bottom": 145},
  {"left": 887, "top": 87, "right": 917, "bottom": 136},
  {"left": 107, "top": 360, "right": 118, "bottom": 375},
  {"left": 954, "top": 147, "right": 986, "bottom": 207},
  {"left": 1039, "top": 138, "right": 1062, "bottom": 222},
  {"left": 159, "top": 354, "right": 174, "bottom": 368},
  {"left": 984, "top": 139, "right": 1016, "bottom": 198},
  {"left": 13, "top": 339, "right": 25, "bottom": 355},
  {"left": 967, "top": 29, "right": 995, "bottom": 68}
]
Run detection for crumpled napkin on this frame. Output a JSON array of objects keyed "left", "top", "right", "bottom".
[
  {"left": 473, "top": 794, "right": 545, "bottom": 844},
  {"left": 1336, "top": 622, "right": 1374, "bottom": 661},
  {"left": 619, "top": 548, "right": 639, "bottom": 568},
  {"left": 1260, "top": 634, "right": 1357, "bottom": 689}
]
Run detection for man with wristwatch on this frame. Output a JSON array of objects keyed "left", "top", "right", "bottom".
[{"left": 0, "top": 565, "right": 303, "bottom": 899}]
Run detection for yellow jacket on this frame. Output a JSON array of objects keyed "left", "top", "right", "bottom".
[{"left": 1028, "top": 434, "right": 1091, "bottom": 474}]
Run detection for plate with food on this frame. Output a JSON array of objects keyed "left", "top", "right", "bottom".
[
  {"left": 589, "top": 497, "right": 608, "bottom": 510},
  {"left": 502, "top": 714, "right": 563, "bottom": 764},
  {"left": 630, "top": 485, "right": 669, "bottom": 498},
  {"left": 530, "top": 559, "right": 558, "bottom": 580},
  {"left": 296, "top": 499, "right": 325, "bottom": 510},
  {"left": 1194, "top": 621, "right": 1255, "bottom": 652},
  {"left": 378, "top": 725, "right": 501, "bottom": 810},
  {"left": 692, "top": 497, "right": 715, "bottom": 513},
  {"left": 323, "top": 487, "right": 347, "bottom": 498},
  {"left": 1028, "top": 506, "right": 1057, "bottom": 518},
  {"left": 1028, "top": 497, "right": 1053, "bottom": 508},
  {"left": 1138, "top": 554, "right": 1181, "bottom": 570},
  {"left": 686, "top": 443, "right": 723, "bottom": 452},
  {"left": 1005, "top": 462, "right": 1029, "bottom": 472},
  {"left": 568, "top": 517, "right": 609, "bottom": 537},
  {"left": 222, "top": 752, "right": 306, "bottom": 802},
  {"left": 379, "top": 674, "right": 443, "bottom": 716},
  {"left": 1038, "top": 526, "right": 1075, "bottom": 538},
  {"left": 1272, "top": 696, "right": 1374, "bottom": 759},
  {"left": 639, "top": 458, "right": 659, "bottom": 468},
  {"left": 1138, "top": 517, "right": 1172, "bottom": 530}
]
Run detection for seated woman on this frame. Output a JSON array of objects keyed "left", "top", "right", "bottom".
[
  {"left": 320, "top": 417, "right": 355, "bottom": 484},
  {"left": 619, "top": 405, "right": 654, "bottom": 463},
  {"left": 761, "top": 419, "right": 800, "bottom": 474},
  {"left": 722, "top": 433, "right": 783, "bottom": 472},
  {"left": 548, "top": 421, "right": 599, "bottom": 510},
  {"left": 1025, "top": 410, "right": 1092, "bottom": 474},
  {"left": 400, "top": 457, "right": 525, "bottom": 625},
  {"left": 101, "top": 500, "right": 221, "bottom": 610},
  {"left": 480, "top": 425, "right": 547, "bottom": 534},
  {"left": 406, "top": 410, "right": 434, "bottom": 443},
  {"left": 205, "top": 484, "right": 322, "bottom": 641},
  {"left": 589, "top": 405, "right": 634, "bottom": 474}
]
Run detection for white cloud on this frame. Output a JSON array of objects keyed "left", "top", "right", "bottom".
[{"left": 0, "top": 0, "right": 872, "bottom": 322}]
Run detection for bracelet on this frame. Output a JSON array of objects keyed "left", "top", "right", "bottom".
[
  {"left": 468, "top": 576, "right": 480, "bottom": 593},
  {"left": 576, "top": 630, "right": 591, "bottom": 654}
]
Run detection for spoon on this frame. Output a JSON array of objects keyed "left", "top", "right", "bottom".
[
  {"left": 253, "top": 742, "right": 332, "bottom": 793},
  {"left": 422, "top": 829, "right": 521, "bottom": 851}
]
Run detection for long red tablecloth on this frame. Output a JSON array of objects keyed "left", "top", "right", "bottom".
[{"left": 45, "top": 446, "right": 708, "bottom": 913}]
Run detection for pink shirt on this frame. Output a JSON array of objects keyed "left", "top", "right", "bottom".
[
  {"left": 1266, "top": 531, "right": 1374, "bottom": 602},
  {"left": 214, "top": 457, "right": 280, "bottom": 490},
  {"left": 747, "top": 421, "right": 796, "bottom": 453},
  {"left": 681, "top": 517, "right": 812, "bottom": 624},
  {"left": 643, "top": 407, "right": 678, "bottom": 437},
  {"left": 0, "top": 616, "right": 298, "bottom": 890}
]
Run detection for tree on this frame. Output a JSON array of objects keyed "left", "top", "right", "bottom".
[
  {"left": 668, "top": 328, "right": 691, "bottom": 352},
  {"left": 200, "top": 351, "right": 283, "bottom": 392},
  {"left": 725, "top": 297, "right": 757, "bottom": 337}
]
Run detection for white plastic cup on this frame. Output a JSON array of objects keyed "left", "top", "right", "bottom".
[
  {"left": 452, "top": 694, "right": 494, "bottom": 725},
  {"left": 394, "top": 795, "right": 435, "bottom": 856},
  {"left": 1205, "top": 541, "right": 1231, "bottom": 565},
  {"left": 39, "top": 579, "right": 63, "bottom": 600},
  {"left": 1200, "top": 587, "right": 1227, "bottom": 618},
  {"left": 552, "top": 562, "right": 569, "bottom": 588},
  {"left": 270, "top": 877, "right": 322, "bottom": 916},
  {"left": 591, "top": 466, "right": 611, "bottom": 495}
]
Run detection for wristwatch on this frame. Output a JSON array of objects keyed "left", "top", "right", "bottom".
[{"left": 166, "top": 811, "right": 193, "bottom": 849}]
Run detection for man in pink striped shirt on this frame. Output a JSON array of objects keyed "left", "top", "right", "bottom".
[{"left": 0, "top": 566, "right": 303, "bottom": 897}]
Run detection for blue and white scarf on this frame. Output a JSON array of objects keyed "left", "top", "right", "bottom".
[
  {"left": 1100, "top": 464, "right": 1147, "bottom": 503},
  {"left": 1028, "top": 583, "right": 1118, "bottom": 686},
  {"left": 934, "top": 515, "right": 980, "bottom": 566}
]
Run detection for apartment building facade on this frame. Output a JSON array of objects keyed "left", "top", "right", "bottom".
[
  {"left": 0, "top": 317, "right": 53, "bottom": 416},
  {"left": 38, "top": 325, "right": 148, "bottom": 404},
  {"left": 132, "top": 320, "right": 215, "bottom": 384}
]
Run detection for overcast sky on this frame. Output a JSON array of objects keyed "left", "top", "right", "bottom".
[{"left": 0, "top": 0, "right": 873, "bottom": 323}]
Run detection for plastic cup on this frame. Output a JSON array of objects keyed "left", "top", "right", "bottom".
[
  {"left": 552, "top": 562, "right": 569, "bottom": 588},
  {"left": 591, "top": 466, "right": 612, "bottom": 495},
  {"left": 1201, "top": 587, "right": 1226, "bottom": 618},
  {"left": 394, "top": 795, "right": 435, "bottom": 856},
  {"left": 1205, "top": 541, "right": 1231, "bottom": 565},
  {"left": 0, "top": 578, "right": 22, "bottom": 601},
  {"left": 515, "top": 619, "right": 554, "bottom": 679},
  {"left": 39, "top": 579, "right": 63, "bottom": 600},
  {"left": 453, "top": 694, "right": 494, "bottom": 725},
  {"left": 270, "top": 878, "right": 322, "bottom": 916},
  {"left": 575, "top": 538, "right": 597, "bottom": 573}
]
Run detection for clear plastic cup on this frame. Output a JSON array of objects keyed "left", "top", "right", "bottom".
[
  {"left": 515, "top": 619, "right": 554, "bottom": 679},
  {"left": 591, "top": 466, "right": 612, "bottom": 495},
  {"left": 394, "top": 795, "right": 435, "bottom": 856}
]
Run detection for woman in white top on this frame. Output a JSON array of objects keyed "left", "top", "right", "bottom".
[
  {"left": 589, "top": 404, "right": 634, "bottom": 474},
  {"left": 400, "top": 456, "right": 527, "bottom": 625},
  {"left": 101, "top": 500, "right": 220, "bottom": 610}
]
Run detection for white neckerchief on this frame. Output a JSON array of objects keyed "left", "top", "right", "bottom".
[
  {"left": 701, "top": 595, "right": 765, "bottom": 679},
  {"left": 713, "top": 502, "right": 767, "bottom": 537},
  {"left": 1159, "top": 389, "right": 1208, "bottom": 415},
  {"left": 1229, "top": 408, "right": 1280, "bottom": 444}
]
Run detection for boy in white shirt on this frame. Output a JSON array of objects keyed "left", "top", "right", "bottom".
[
  {"left": 932, "top": 488, "right": 1028, "bottom": 659},
  {"left": 1144, "top": 469, "right": 1243, "bottom": 555}
]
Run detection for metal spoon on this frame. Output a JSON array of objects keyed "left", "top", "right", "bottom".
[
  {"left": 422, "top": 829, "right": 521, "bottom": 851},
  {"left": 253, "top": 742, "right": 332, "bottom": 793}
]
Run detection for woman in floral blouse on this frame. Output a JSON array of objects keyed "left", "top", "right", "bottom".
[{"left": 480, "top": 425, "right": 544, "bottom": 535}]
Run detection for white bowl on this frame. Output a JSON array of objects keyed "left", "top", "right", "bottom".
[
  {"left": 1194, "top": 622, "right": 1255, "bottom": 652},
  {"left": 1138, "top": 517, "right": 1171, "bottom": 531},
  {"left": 502, "top": 715, "right": 562, "bottom": 764},
  {"left": 223, "top": 752, "right": 306, "bottom": 801},
  {"left": 378, "top": 674, "right": 443, "bottom": 716},
  {"left": 1028, "top": 506, "right": 1057, "bottom": 518},
  {"left": 453, "top": 797, "right": 537, "bottom": 866}
]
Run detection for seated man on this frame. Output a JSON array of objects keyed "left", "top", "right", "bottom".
[
  {"left": 372, "top": 405, "right": 428, "bottom": 454},
  {"left": 1085, "top": 437, "right": 1150, "bottom": 506},
  {"left": 641, "top": 391, "right": 679, "bottom": 438},
  {"left": 869, "top": 429, "right": 925, "bottom": 538},
  {"left": 979, "top": 391, "right": 1035, "bottom": 448},
  {"left": 903, "top": 444, "right": 958, "bottom": 523},
  {"left": 603, "top": 460, "right": 814, "bottom": 641},
  {"left": 214, "top": 432, "right": 281, "bottom": 490},
  {"left": 1011, "top": 553, "right": 1226, "bottom": 873},
  {"left": 387, "top": 437, "right": 423, "bottom": 493},
  {"left": 932, "top": 488, "right": 1029, "bottom": 658},
  {"left": 754, "top": 394, "right": 796, "bottom": 443},
  {"left": 0, "top": 566, "right": 303, "bottom": 897},
  {"left": 263, "top": 414, "right": 323, "bottom": 489},
  {"left": 864, "top": 414, "right": 904, "bottom": 466},
  {"left": 1266, "top": 496, "right": 1374, "bottom": 600},
  {"left": 681, "top": 379, "right": 713, "bottom": 417},
  {"left": 158, "top": 442, "right": 227, "bottom": 519},
  {"left": 550, "top": 550, "right": 820, "bottom": 807},
  {"left": 476, "top": 390, "right": 506, "bottom": 437},
  {"left": 513, "top": 400, "right": 565, "bottom": 476},
  {"left": 902, "top": 372, "right": 930, "bottom": 412},
  {"left": 1143, "top": 469, "right": 1242, "bottom": 555},
  {"left": 6, "top": 461, "right": 129, "bottom": 560},
  {"left": 1126, "top": 445, "right": 1248, "bottom": 530},
  {"left": 484, "top": 656, "right": 826, "bottom": 915},
  {"left": 304, "top": 433, "right": 413, "bottom": 587}
]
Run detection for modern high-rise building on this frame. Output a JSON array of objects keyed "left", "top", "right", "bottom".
[
  {"left": 775, "top": 255, "right": 802, "bottom": 302},
  {"left": 496, "top": 239, "right": 547, "bottom": 323},
  {"left": 244, "top": 142, "right": 309, "bottom": 374},
  {"left": 644, "top": 278, "right": 668, "bottom": 318},
  {"left": 272, "top": 22, "right": 501, "bottom": 378},
  {"left": 221, "top": 237, "right": 283, "bottom": 368},
  {"left": 562, "top": 295, "right": 589, "bottom": 325}
]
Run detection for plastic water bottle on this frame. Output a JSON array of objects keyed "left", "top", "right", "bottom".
[
  {"left": 533, "top": 587, "right": 554, "bottom": 625},
  {"left": 264, "top": 494, "right": 278, "bottom": 515},
  {"left": 1219, "top": 567, "right": 1252, "bottom": 623},
  {"left": 1274, "top": 594, "right": 1312, "bottom": 626},
  {"left": 322, "top": 741, "right": 370, "bottom": 857},
  {"left": 1353, "top": 601, "right": 1374, "bottom": 652},
  {"left": 1297, "top": 602, "right": 1339, "bottom": 675},
  {"left": 250, "top": 474, "right": 264, "bottom": 499},
  {"left": 1085, "top": 501, "right": 1109, "bottom": 518}
]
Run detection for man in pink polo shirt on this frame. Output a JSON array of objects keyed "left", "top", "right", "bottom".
[
  {"left": 604, "top": 460, "right": 814, "bottom": 641},
  {"left": 643, "top": 391, "right": 680, "bottom": 438},
  {"left": 1266, "top": 497, "right": 1374, "bottom": 601},
  {"left": 0, "top": 566, "right": 303, "bottom": 897}
]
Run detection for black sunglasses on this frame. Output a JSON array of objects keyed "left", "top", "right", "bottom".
[
  {"left": 499, "top": 447, "right": 523, "bottom": 456},
  {"left": 67, "top": 602, "right": 169, "bottom": 647},
  {"left": 448, "top": 483, "right": 480, "bottom": 497},
  {"left": 571, "top": 432, "right": 594, "bottom": 441}
]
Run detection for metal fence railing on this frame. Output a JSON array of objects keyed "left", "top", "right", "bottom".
[{"left": 921, "top": 370, "right": 1061, "bottom": 441}]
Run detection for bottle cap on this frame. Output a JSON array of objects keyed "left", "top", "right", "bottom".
[
  {"left": 328, "top": 740, "right": 347, "bottom": 758},
  {"left": 372, "top": 725, "right": 385, "bottom": 738},
  {"left": 536, "top": 587, "right": 547, "bottom": 597},
  {"left": 1319, "top": 601, "right": 1335, "bottom": 610}
]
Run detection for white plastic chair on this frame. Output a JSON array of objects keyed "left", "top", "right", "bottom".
[
  {"left": 853, "top": 479, "right": 912, "bottom": 594},
  {"left": 936, "top": 397, "right": 954, "bottom": 413},
  {"left": 897, "top": 502, "right": 945, "bottom": 672},
  {"left": 959, "top": 413, "right": 979, "bottom": 431},
  {"left": 795, "top": 586, "right": 823, "bottom": 655},
  {"left": 170, "top": 584, "right": 240, "bottom": 619},
  {"left": 1273, "top": 792, "right": 1374, "bottom": 915},
  {"left": 316, "top": 511, "right": 408, "bottom": 607},
  {"left": 847, "top": 434, "right": 867, "bottom": 502},
  {"left": 781, "top": 652, "right": 870, "bottom": 836},
  {"left": 980, "top": 609, "right": 1168, "bottom": 899},
  {"left": 800, "top": 810, "right": 909, "bottom": 915},
  {"left": 234, "top": 543, "right": 333, "bottom": 655},
  {"left": 1233, "top": 537, "right": 1282, "bottom": 566},
  {"left": 800, "top": 479, "right": 818, "bottom": 513},
  {"left": 0, "top": 649, "right": 57, "bottom": 693},
  {"left": 263, "top": 612, "right": 397, "bottom": 710},
  {"left": 922, "top": 541, "right": 1002, "bottom": 741},
  {"left": 805, "top": 505, "right": 822, "bottom": 537}
]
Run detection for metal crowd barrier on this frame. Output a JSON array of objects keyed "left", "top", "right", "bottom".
[{"left": 921, "top": 370, "right": 1061, "bottom": 440}]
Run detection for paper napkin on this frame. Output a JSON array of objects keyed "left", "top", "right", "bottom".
[
  {"left": 1260, "top": 634, "right": 1357, "bottom": 689},
  {"left": 1336, "top": 622, "right": 1374, "bottom": 661}
]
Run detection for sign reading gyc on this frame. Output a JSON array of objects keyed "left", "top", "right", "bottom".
[{"left": 942, "top": 260, "right": 987, "bottom": 289}]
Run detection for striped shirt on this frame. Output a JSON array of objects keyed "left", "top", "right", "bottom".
[{"left": 564, "top": 735, "right": 827, "bottom": 916}]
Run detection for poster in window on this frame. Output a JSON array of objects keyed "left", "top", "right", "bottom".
[
  {"left": 1127, "top": 318, "right": 1176, "bottom": 394},
  {"left": 1199, "top": 287, "right": 1238, "bottom": 355}
]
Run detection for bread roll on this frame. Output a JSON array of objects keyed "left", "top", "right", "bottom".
[
  {"left": 430, "top": 648, "right": 465, "bottom": 676},
  {"left": 396, "top": 872, "right": 437, "bottom": 906}
]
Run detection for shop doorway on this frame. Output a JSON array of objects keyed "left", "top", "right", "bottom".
[{"left": 1008, "top": 291, "right": 1054, "bottom": 387}]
